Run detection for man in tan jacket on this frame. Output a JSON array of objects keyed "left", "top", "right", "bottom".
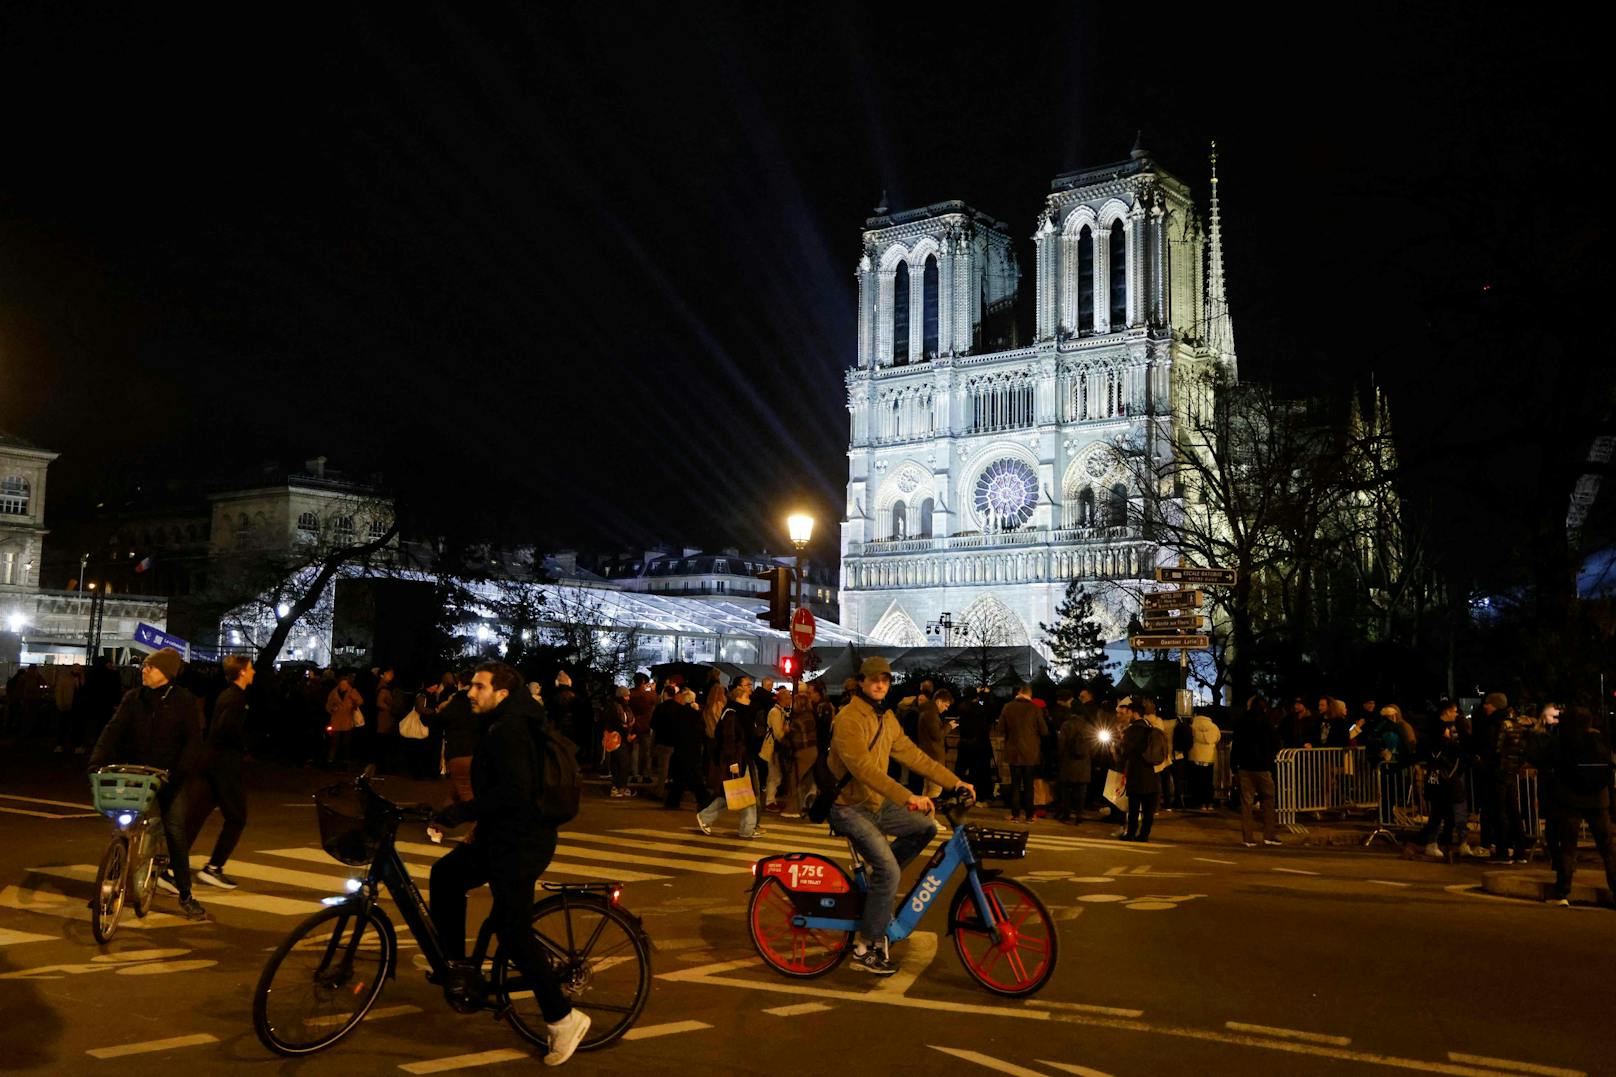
[{"left": 829, "top": 657, "right": 974, "bottom": 976}]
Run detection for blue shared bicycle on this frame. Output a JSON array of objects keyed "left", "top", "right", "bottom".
[{"left": 747, "top": 790, "right": 1057, "bottom": 996}]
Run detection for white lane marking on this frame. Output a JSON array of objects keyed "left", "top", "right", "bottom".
[
  {"left": 306, "top": 1004, "right": 421, "bottom": 1029},
  {"left": 1040, "top": 1063, "right": 1123, "bottom": 1077},
  {"left": 0, "top": 927, "right": 56, "bottom": 947},
  {"left": 1066, "top": 876, "right": 1116, "bottom": 883},
  {"left": 1226, "top": 1021, "right": 1351, "bottom": 1046},
  {"left": 113, "top": 959, "right": 217, "bottom": 976},
  {"left": 1368, "top": 879, "right": 1412, "bottom": 888},
  {"left": 260, "top": 843, "right": 668, "bottom": 884},
  {"left": 86, "top": 1033, "right": 219, "bottom": 1058},
  {"left": 614, "top": 827, "right": 850, "bottom": 855},
  {"left": 1194, "top": 857, "right": 1236, "bottom": 865},
  {"left": 876, "top": 931, "right": 938, "bottom": 997},
  {"left": 663, "top": 957, "right": 758, "bottom": 978},
  {"left": 1447, "top": 1052, "right": 1585, "bottom": 1077},
  {"left": 399, "top": 1049, "right": 530, "bottom": 1073},
  {"left": 668, "top": 965, "right": 1538, "bottom": 1076},
  {"left": 0, "top": 806, "right": 99, "bottom": 819},
  {"left": 764, "top": 1001, "right": 834, "bottom": 1016},
  {"left": 1029, "top": 834, "right": 1169, "bottom": 852},
  {"left": 1270, "top": 867, "right": 1320, "bottom": 876},
  {"left": 565, "top": 832, "right": 771, "bottom": 865},
  {"left": 547, "top": 842, "right": 745, "bottom": 875},
  {"left": 620, "top": 1020, "right": 713, "bottom": 1040},
  {"left": 32, "top": 864, "right": 319, "bottom": 917},
  {"left": 0, "top": 792, "right": 96, "bottom": 810},
  {"left": 0, "top": 884, "right": 184, "bottom": 929},
  {"left": 930, "top": 1045, "right": 1050, "bottom": 1076},
  {"left": 1026, "top": 999, "right": 1144, "bottom": 1019}
]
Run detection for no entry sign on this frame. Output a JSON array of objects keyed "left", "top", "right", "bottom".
[{"left": 791, "top": 606, "right": 817, "bottom": 651}]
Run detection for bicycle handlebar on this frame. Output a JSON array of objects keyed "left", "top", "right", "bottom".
[{"left": 354, "top": 770, "right": 434, "bottom": 823}]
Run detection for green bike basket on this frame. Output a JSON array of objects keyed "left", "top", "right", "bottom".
[{"left": 90, "top": 767, "right": 167, "bottom": 816}]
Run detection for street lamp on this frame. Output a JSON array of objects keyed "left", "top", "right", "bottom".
[
  {"left": 787, "top": 514, "right": 814, "bottom": 550},
  {"left": 926, "top": 611, "right": 954, "bottom": 647},
  {"left": 785, "top": 514, "right": 814, "bottom": 693}
]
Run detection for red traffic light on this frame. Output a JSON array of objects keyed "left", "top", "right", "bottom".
[{"left": 779, "top": 654, "right": 797, "bottom": 677}]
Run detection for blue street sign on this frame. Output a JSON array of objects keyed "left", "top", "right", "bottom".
[{"left": 133, "top": 622, "right": 218, "bottom": 663}]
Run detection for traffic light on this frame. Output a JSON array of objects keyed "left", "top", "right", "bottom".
[
  {"left": 779, "top": 653, "right": 797, "bottom": 678},
  {"left": 756, "top": 565, "right": 791, "bottom": 630}
]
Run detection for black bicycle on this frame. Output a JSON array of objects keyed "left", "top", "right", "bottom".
[{"left": 252, "top": 771, "right": 651, "bottom": 1056}]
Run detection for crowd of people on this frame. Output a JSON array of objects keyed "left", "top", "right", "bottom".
[{"left": 7, "top": 654, "right": 1616, "bottom": 909}]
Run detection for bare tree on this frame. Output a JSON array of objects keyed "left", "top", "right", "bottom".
[
  {"left": 211, "top": 496, "right": 401, "bottom": 668},
  {"left": 541, "top": 584, "right": 647, "bottom": 688}
]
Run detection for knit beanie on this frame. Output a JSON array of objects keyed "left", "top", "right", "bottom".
[{"left": 145, "top": 648, "right": 183, "bottom": 681}]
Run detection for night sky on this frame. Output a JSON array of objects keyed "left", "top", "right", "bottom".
[{"left": 0, "top": 5, "right": 1605, "bottom": 570}]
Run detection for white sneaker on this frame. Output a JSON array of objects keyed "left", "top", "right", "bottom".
[
  {"left": 1422, "top": 843, "right": 1442, "bottom": 858},
  {"left": 543, "top": 1008, "right": 590, "bottom": 1066},
  {"left": 694, "top": 813, "right": 712, "bottom": 835},
  {"left": 1458, "top": 843, "right": 1484, "bottom": 859}
]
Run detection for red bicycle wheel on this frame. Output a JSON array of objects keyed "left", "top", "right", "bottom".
[
  {"left": 950, "top": 877, "right": 1058, "bottom": 997},
  {"left": 747, "top": 878, "right": 852, "bottom": 978}
]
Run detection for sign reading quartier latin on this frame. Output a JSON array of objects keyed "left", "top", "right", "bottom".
[
  {"left": 1142, "top": 613, "right": 1207, "bottom": 631},
  {"left": 1130, "top": 633, "right": 1212, "bottom": 650},
  {"left": 1155, "top": 566, "right": 1237, "bottom": 585}
]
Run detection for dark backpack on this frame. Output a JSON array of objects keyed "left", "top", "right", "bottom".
[
  {"left": 535, "top": 724, "right": 582, "bottom": 828},
  {"left": 1142, "top": 726, "right": 1169, "bottom": 766},
  {"left": 808, "top": 715, "right": 885, "bottom": 824}
]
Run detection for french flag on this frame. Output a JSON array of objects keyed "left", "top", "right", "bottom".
[{"left": 134, "top": 555, "right": 154, "bottom": 574}]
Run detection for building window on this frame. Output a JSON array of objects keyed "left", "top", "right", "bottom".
[
  {"left": 891, "top": 261, "right": 910, "bottom": 365},
  {"left": 922, "top": 255, "right": 939, "bottom": 360},
  {"left": 1109, "top": 220, "right": 1127, "bottom": 328},
  {"left": 1, "top": 551, "right": 15, "bottom": 585},
  {"left": 892, "top": 501, "right": 907, "bottom": 540},
  {"left": 368, "top": 520, "right": 387, "bottom": 540},
  {"left": 713, "top": 558, "right": 728, "bottom": 574},
  {"left": 1077, "top": 225, "right": 1094, "bottom": 333},
  {"left": 919, "top": 498, "right": 935, "bottom": 539},
  {"left": 336, "top": 516, "right": 355, "bottom": 540},
  {"left": 0, "top": 476, "right": 28, "bottom": 516},
  {"left": 297, "top": 512, "right": 319, "bottom": 535},
  {"left": 1107, "top": 483, "right": 1129, "bottom": 528},
  {"left": 236, "top": 512, "right": 250, "bottom": 535},
  {"left": 1073, "top": 487, "right": 1095, "bottom": 527}
]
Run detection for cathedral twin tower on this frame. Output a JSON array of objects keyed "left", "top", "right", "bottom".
[{"left": 839, "top": 140, "right": 1236, "bottom": 656}]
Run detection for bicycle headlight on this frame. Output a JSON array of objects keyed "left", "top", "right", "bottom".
[
  {"left": 117, "top": 812, "right": 134, "bottom": 827},
  {"left": 345, "top": 878, "right": 363, "bottom": 893}
]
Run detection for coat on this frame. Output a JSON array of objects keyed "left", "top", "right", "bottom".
[
  {"left": 202, "top": 683, "right": 249, "bottom": 773},
  {"left": 1189, "top": 714, "right": 1222, "bottom": 765},
  {"left": 829, "top": 692, "right": 959, "bottom": 811},
  {"left": 446, "top": 693, "right": 553, "bottom": 872},
  {"left": 88, "top": 683, "right": 204, "bottom": 781},
  {"left": 998, "top": 698, "right": 1047, "bottom": 766},
  {"left": 1056, "top": 713, "right": 1093, "bottom": 782},
  {"left": 325, "top": 685, "right": 363, "bottom": 732},
  {"left": 1116, "top": 718, "right": 1162, "bottom": 793}
]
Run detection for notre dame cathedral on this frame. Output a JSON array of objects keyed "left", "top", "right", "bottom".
[{"left": 837, "top": 138, "right": 1237, "bottom": 657}]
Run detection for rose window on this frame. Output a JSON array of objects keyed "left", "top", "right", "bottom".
[{"left": 973, "top": 458, "right": 1038, "bottom": 531}]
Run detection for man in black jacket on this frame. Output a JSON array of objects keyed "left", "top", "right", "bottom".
[
  {"left": 1231, "top": 701, "right": 1282, "bottom": 847},
  {"left": 1113, "top": 697, "right": 1161, "bottom": 842},
  {"left": 428, "top": 661, "right": 588, "bottom": 1065},
  {"left": 184, "top": 654, "right": 254, "bottom": 889},
  {"left": 87, "top": 648, "right": 206, "bottom": 920}
]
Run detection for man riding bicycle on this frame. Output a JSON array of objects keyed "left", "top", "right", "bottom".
[
  {"left": 86, "top": 647, "right": 207, "bottom": 920},
  {"left": 426, "top": 661, "right": 588, "bottom": 1066},
  {"left": 827, "top": 657, "right": 974, "bottom": 975}
]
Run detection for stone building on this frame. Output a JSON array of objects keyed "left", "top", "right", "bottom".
[{"left": 838, "top": 140, "right": 1238, "bottom": 656}]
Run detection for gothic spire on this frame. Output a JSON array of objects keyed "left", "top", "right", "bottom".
[{"left": 1205, "top": 141, "right": 1236, "bottom": 367}]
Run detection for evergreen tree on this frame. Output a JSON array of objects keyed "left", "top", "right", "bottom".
[{"left": 1040, "top": 579, "right": 1117, "bottom": 681}]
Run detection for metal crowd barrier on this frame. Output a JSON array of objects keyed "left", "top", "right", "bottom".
[
  {"left": 1274, "top": 747, "right": 1380, "bottom": 831},
  {"left": 1213, "top": 740, "right": 1233, "bottom": 802}
]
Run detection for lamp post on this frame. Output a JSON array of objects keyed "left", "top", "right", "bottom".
[
  {"left": 926, "top": 611, "right": 954, "bottom": 648},
  {"left": 786, "top": 513, "right": 814, "bottom": 694}
]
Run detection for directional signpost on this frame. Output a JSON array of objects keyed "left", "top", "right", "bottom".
[
  {"left": 1156, "top": 566, "right": 1237, "bottom": 585},
  {"left": 1135, "top": 566, "right": 1233, "bottom": 715},
  {"left": 1141, "top": 589, "right": 1203, "bottom": 612},
  {"left": 1130, "top": 633, "right": 1211, "bottom": 650}
]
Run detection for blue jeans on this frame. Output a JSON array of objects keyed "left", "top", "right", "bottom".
[
  {"left": 829, "top": 800, "right": 937, "bottom": 941},
  {"left": 697, "top": 764, "right": 759, "bottom": 837}
]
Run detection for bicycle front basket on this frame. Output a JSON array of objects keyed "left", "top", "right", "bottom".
[
  {"left": 89, "top": 767, "right": 167, "bottom": 816},
  {"left": 964, "top": 825, "right": 1029, "bottom": 861},
  {"left": 315, "top": 782, "right": 388, "bottom": 866}
]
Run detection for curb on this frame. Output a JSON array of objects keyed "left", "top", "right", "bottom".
[{"left": 1481, "top": 869, "right": 1612, "bottom": 906}]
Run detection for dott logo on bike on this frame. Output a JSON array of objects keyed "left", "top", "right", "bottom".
[
  {"left": 909, "top": 873, "right": 944, "bottom": 914},
  {"left": 762, "top": 856, "right": 849, "bottom": 893}
]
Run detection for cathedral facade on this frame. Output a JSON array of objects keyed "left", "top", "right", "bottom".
[{"left": 838, "top": 141, "right": 1236, "bottom": 659}]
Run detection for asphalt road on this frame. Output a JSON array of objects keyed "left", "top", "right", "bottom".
[{"left": 2, "top": 751, "right": 1612, "bottom": 1077}]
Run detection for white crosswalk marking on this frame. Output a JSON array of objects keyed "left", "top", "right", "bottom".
[
  {"left": 30, "top": 865, "right": 319, "bottom": 917},
  {"left": 390, "top": 841, "right": 671, "bottom": 883},
  {"left": 1, "top": 883, "right": 185, "bottom": 929},
  {"left": 0, "top": 926, "right": 57, "bottom": 947}
]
